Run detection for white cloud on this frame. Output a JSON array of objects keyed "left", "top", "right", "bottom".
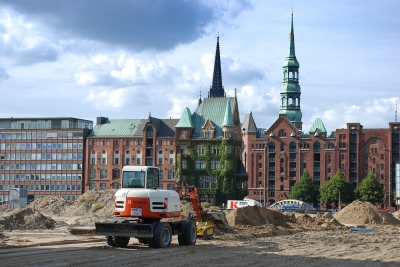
[{"left": 83, "top": 88, "right": 127, "bottom": 110}]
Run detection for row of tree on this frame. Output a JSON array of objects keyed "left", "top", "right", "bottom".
[{"left": 288, "top": 169, "right": 385, "bottom": 207}]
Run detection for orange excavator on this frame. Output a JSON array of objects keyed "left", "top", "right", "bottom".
[{"left": 95, "top": 166, "right": 226, "bottom": 248}]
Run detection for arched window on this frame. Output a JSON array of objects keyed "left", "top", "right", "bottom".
[
  {"left": 290, "top": 142, "right": 296, "bottom": 152},
  {"left": 278, "top": 129, "right": 286, "bottom": 137},
  {"left": 280, "top": 143, "right": 284, "bottom": 152},
  {"left": 269, "top": 142, "right": 275, "bottom": 152},
  {"left": 114, "top": 150, "right": 120, "bottom": 165},
  {"left": 314, "top": 142, "right": 320, "bottom": 152}
]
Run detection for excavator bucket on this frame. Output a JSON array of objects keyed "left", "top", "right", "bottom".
[{"left": 205, "top": 211, "right": 228, "bottom": 225}]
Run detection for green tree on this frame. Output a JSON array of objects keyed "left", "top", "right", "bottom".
[
  {"left": 288, "top": 169, "right": 319, "bottom": 203},
  {"left": 355, "top": 171, "right": 384, "bottom": 204},
  {"left": 320, "top": 170, "right": 355, "bottom": 206}
]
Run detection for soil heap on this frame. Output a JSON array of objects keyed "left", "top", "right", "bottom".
[
  {"left": 334, "top": 200, "right": 400, "bottom": 225},
  {"left": 224, "top": 206, "right": 295, "bottom": 227},
  {"left": 29, "top": 189, "right": 117, "bottom": 226},
  {"left": 296, "top": 214, "right": 343, "bottom": 230},
  {"left": 0, "top": 207, "right": 55, "bottom": 230}
]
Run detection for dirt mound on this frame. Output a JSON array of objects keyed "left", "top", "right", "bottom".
[
  {"left": 225, "top": 206, "right": 295, "bottom": 227},
  {"left": 296, "top": 214, "right": 343, "bottom": 230},
  {"left": 30, "top": 196, "right": 73, "bottom": 214},
  {"left": 0, "top": 207, "right": 55, "bottom": 230},
  {"left": 334, "top": 200, "right": 400, "bottom": 225},
  {"left": 393, "top": 211, "right": 400, "bottom": 221}
]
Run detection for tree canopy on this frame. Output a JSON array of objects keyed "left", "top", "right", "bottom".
[
  {"left": 355, "top": 171, "right": 384, "bottom": 204},
  {"left": 288, "top": 169, "right": 319, "bottom": 203},
  {"left": 320, "top": 170, "right": 355, "bottom": 205}
]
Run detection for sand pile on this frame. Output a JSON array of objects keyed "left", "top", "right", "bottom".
[
  {"left": 296, "top": 214, "right": 343, "bottom": 230},
  {"left": 225, "top": 206, "right": 295, "bottom": 227},
  {"left": 0, "top": 207, "right": 55, "bottom": 230},
  {"left": 28, "top": 189, "right": 117, "bottom": 226},
  {"left": 30, "top": 196, "right": 73, "bottom": 214},
  {"left": 393, "top": 211, "right": 400, "bottom": 221},
  {"left": 334, "top": 200, "right": 400, "bottom": 225}
]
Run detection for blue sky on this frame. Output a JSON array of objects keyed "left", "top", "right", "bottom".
[{"left": 0, "top": 0, "right": 399, "bottom": 133}]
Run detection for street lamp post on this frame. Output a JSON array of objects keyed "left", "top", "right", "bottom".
[{"left": 332, "top": 187, "right": 341, "bottom": 210}]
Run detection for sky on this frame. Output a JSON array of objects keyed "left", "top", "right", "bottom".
[{"left": 0, "top": 0, "right": 399, "bottom": 133}]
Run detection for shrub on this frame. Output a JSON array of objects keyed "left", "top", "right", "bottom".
[{"left": 92, "top": 203, "right": 103, "bottom": 212}]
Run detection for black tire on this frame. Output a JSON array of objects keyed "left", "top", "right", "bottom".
[
  {"left": 178, "top": 220, "right": 197, "bottom": 246},
  {"left": 203, "top": 227, "right": 214, "bottom": 240},
  {"left": 151, "top": 222, "right": 172, "bottom": 248},
  {"left": 106, "top": 236, "right": 116, "bottom": 247},
  {"left": 114, "top": 236, "right": 130, "bottom": 248}
]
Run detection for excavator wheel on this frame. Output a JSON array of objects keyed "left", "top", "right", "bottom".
[
  {"left": 106, "top": 236, "right": 116, "bottom": 247},
  {"left": 178, "top": 220, "right": 197, "bottom": 246},
  {"left": 150, "top": 222, "right": 172, "bottom": 248},
  {"left": 203, "top": 227, "right": 214, "bottom": 240},
  {"left": 114, "top": 236, "right": 130, "bottom": 248}
]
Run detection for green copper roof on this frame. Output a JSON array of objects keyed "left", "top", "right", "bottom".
[
  {"left": 176, "top": 107, "right": 194, "bottom": 128},
  {"left": 223, "top": 98, "right": 234, "bottom": 126},
  {"left": 190, "top": 97, "right": 235, "bottom": 137},
  {"left": 283, "top": 13, "right": 299, "bottom": 68},
  {"left": 309, "top": 118, "right": 327, "bottom": 133},
  {"left": 89, "top": 119, "right": 142, "bottom": 137},
  {"left": 89, "top": 118, "right": 178, "bottom": 138}
]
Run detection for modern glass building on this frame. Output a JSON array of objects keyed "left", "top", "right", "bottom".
[{"left": 0, "top": 117, "right": 93, "bottom": 204}]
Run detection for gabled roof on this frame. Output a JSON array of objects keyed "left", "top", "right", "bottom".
[
  {"left": 309, "top": 118, "right": 327, "bottom": 133},
  {"left": 176, "top": 108, "right": 194, "bottom": 128},
  {"left": 89, "top": 118, "right": 178, "bottom": 138},
  {"left": 241, "top": 111, "right": 257, "bottom": 132},
  {"left": 191, "top": 97, "right": 236, "bottom": 137},
  {"left": 265, "top": 115, "right": 301, "bottom": 135},
  {"left": 222, "top": 99, "right": 234, "bottom": 126}
]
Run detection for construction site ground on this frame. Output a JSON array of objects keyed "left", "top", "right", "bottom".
[{"left": 1, "top": 189, "right": 400, "bottom": 267}]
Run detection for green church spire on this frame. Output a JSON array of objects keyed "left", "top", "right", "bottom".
[{"left": 279, "top": 11, "right": 303, "bottom": 130}]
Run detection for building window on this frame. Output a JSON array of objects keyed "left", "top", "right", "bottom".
[
  {"left": 210, "top": 160, "right": 219, "bottom": 170},
  {"left": 280, "top": 143, "right": 284, "bottom": 152},
  {"left": 289, "top": 142, "right": 296, "bottom": 152},
  {"left": 182, "top": 160, "right": 187, "bottom": 169},
  {"left": 258, "top": 163, "right": 262, "bottom": 169},
  {"left": 269, "top": 142, "right": 275, "bottom": 152},
  {"left": 168, "top": 170, "right": 174, "bottom": 179},
  {"left": 341, "top": 153, "right": 345, "bottom": 160},
  {"left": 372, "top": 158, "right": 375, "bottom": 163},
  {"left": 167, "top": 184, "right": 174, "bottom": 190},
  {"left": 205, "top": 131, "right": 211, "bottom": 138},
  {"left": 90, "top": 169, "right": 96, "bottom": 179},
  {"left": 195, "top": 160, "right": 205, "bottom": 169},
  {"left": 327, "top": 154, "right": 331, "bottom": 165},
  {"left": 227, "top": 146, "right": 232, "bottom": 154},
  {"left": 180, "top": 146, "right": 187, "bottom": 155},
  {"left": 381, "top": 154, "right": 384, "bottom": 159},
  {"left": 159, "top": 171, "right": 164, "bottom": 179},
  {"left": 100, "top": 169, "right": 107, "bottom": 179},
  {"left": 196, "top": 146, "right": 205, "bottom": 154},
  {"left": 381, "top": 164, "right": 384, "bottom": 170},
  {"left": 158, "top": 158, "right": 163, "bottom": 165},
  {"left": 112, "top": 169, "right": 120, "bottom": 180},
  {"left": 89, "top": 183, "right": 96, "bottom": 190},
  {"left": 112, "top": 183, "right": 119, "bottom": 189},
  {"left": 278, "top": 129, "right": 286, "bottom": 137},
  {"left": 181, "top": 132, "right": 185, "bottom": 139},
  {"left": 169, "top": 158, "right": 174, "bottom": 165}
]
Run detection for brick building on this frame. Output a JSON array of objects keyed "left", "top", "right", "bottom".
[
  {"left": 174, "top": 36, "right": 248, "bottom": 205},
  {"left": 242, "top": 13, "right": 400, "bottom": 208},
  {"left": 0, "top": 117, "right": 93, "bottom": 204},
  {"left": 84, "top": 116, "right": 178, "bottom": 191}
]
